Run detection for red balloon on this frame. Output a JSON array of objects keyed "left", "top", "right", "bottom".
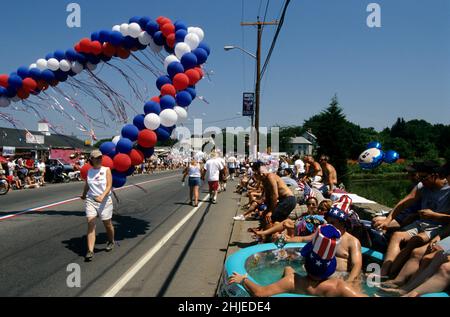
[
  {"left": 17, "top": 88, "right": 30, "bottom": 100},
  {"left": 195, "top": 67, "right": 204, "bottom": 78},
  {"left": 161, "top": 84, "right": 176, "bottom": 97},
  {"left": 166, "top": 33, "right": 176, "bottom": 49},
  {"left": 138, "top": 130, "right": 158, "bottom": 148},
  {"left": 173, "top": 73, "right": 190, "bottom": 91},
  {"left": 116, "top": 47, "right": 131, "bottom": 59},
  {"left": 102, "top": 43, "right": 117, "bottom": 57},
  {"left": 74, "top": 43, "right": 81, "bottom": 53},
  {"left": 151, "top": 96, "right": 160, "bottom": 103},
  {"left": 90, "top": 41, "right": 103, "bottom": 55},
  {"left": 161, "top": 23, "right": 175, "bottom": 37},
  {"left": 80, "top": 163, "right": 93, "bottom": 180},
  {"left": 102, "top": 156, "right": 114, "bottom": 169},
  {"left": 79, "top": 38, "right": 92, "bottom": 53},
  {"left": 185, "top": 69, "right": 201, "bottom": 86},
  {"left": 113, "top": 154, "right": 132, "bottom": 173},
  {"left": 157, "top": 16, "right": 172, "bottom": 26},
  {"left": 22, "top": 78, "right": 37, "bottom": 93},
  {"left": 129, "top": 149, "right": 144, "bottom": 166},
  {"left": 0, "top": 74, "right": 9, "bottom": 88}
]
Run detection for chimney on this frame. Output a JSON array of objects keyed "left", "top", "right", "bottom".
[{"left": 38, "top": 120, "right": 51, "bottom": 136}]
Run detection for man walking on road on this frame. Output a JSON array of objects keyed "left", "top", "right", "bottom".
[{"left": 202, "top": 152, "right": 224, "bottom": 204}]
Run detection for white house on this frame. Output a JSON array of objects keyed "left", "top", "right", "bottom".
[{"left": 290, "top": 131, "right": 318, "bottom": 156}]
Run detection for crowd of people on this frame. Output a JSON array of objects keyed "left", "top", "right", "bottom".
[
  {"left": 226, "top": 155, "right": 450, "bottom": 298},
  {"left": 0, "top": 157, "right": 46, "bottom": 190}
]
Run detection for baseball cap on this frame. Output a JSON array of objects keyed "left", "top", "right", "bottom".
[{"left": 90, "top": 150, "right": 103, "bottom": 159}]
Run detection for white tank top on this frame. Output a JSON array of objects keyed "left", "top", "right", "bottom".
[{"left": 87, "top": 167, "right": 111, "bottom": 198}]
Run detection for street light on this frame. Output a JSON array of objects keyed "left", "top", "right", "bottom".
[{"left": 223, "top": 45, "right": 257, "bottom": 59}]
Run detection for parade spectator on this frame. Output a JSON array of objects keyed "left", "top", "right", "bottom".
[
  {"left": 227, "top": 155, "right": 237, "bottom": 180},
  {"left": 319, "top": 155, "right": 338, "bottom": 195},
  {"left": 37, "top": 159, "right": 46, "bottom": 185},
  {"left": 303, "top": 155, "right": 324, "bottom": 189}
]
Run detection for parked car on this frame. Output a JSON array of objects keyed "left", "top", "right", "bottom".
[{"left": 46, "top": 159, "right": 74, "bottom": 183}]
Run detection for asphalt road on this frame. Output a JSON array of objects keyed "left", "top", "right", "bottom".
[{"left": 0, "top": 171, "right": 239, "bottom": 297}]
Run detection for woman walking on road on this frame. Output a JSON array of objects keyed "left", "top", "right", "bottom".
[
  {"left": 80, "top": 150, "right": 115, "bottom": 262},
  {"left": 182, "top": 158, "right": 202, "bottom": 207}
]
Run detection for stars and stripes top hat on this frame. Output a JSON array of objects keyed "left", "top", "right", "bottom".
[
  {"left": 326, "top": 195, "right": 352, "bottom": 222},
  {"left": 300, "top": 224, "right": 342, "bottom": 279}
]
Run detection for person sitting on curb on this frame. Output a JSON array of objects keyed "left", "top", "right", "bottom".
[{"left": 228, "top": 224, "right": 366, "bottom": 297}]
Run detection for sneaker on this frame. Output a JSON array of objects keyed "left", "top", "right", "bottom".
[
  {"left": 85, "top": 251, "right": 94, "bottom": 262},
  {"left": 233, "top": 215, "right": 246, "bottom": 221},
  {"left": 212, "top": 199, "right": 217, "bottom": 204},
  {"left": 106, "top": 242, "right": 115, "bottom": 252}
]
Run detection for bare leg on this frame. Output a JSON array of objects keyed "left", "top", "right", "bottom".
[
  {"left": 194, "top": 186, "right": 199, "bottom": 206},
  {"left": 404, "top": 260, "right": 450, "bottom": 297},
  {"left": 189, "top": 186, "right": 194, "bottom": 204},
  {"left": 389, "top": 235, "right": 428, "bottom": 277},
  {"left": 381, "top": 231, "right": 412, "bottom": 277},
  {"left": 254, "top": 222, "right": 286, "bottom": 239},
  {"left": 87, "top": 218, "right": 97, "bottom": 253},
  {"left": 103, "top": 219, "right": 115, "bottom": 243}
]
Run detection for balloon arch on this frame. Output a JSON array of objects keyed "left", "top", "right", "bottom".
[{"left": 0, "top": 16, "right": 210, "bottom": 188}]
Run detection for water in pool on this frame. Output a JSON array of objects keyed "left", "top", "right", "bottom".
[{"left": 245, "top": 248, "right": 383, "bottom": 297}]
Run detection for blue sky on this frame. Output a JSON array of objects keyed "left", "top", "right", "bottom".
[{"left": 0, "top": 0, "right": 449, "bottom": 140}]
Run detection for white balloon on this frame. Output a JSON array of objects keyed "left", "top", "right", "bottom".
[
  {"left": 47, "top": 58, "right": 60, "bottom": 71},
  {"left": 128, "top": 23, "right": 142, "bottom": 38},
  {"left": 138, "top": 31, "right": 152, "bottom": 45},
  {"left": 160, "top": 109, "right": 178, "bottom": 127},
  {"left": 0, "top": 97, "right": 11, "bottom": 108},
  {"left": 36, "top": 59, "right": 48, "bottom": 71},
  {"left": 144, "top": 113, "right": 161, "bottom": 130},
  {"left": 184, "top": 33, "right": 200, "bottom": 50},
  {"left": 148, "top": 38, "right": 162, "bottom": 53},
  {"left": 120, "top": 23, "right": 129, "bottom": 36},
  {"left": 71, "top": 61, "right": 84, "bottom": 74},
  {"left": 164, "top": 55, "right": 180, "bottom": 71},
  {"left": 112, "top": 136, "right": 121, "bottom": 145},
  {"left": 112, "top": 25, "right": 121, "bottom": 32},
  {"left": 29, "top": 63, "right": 37, "bottom": 70},
  {"left": 175, "top": 43, "right": 191, "bottom": 59},
  {"left": 191, "top": 27, "right": 205, "bottom": 42},
  {"left": 86, "top": 62, "right": 97, "bottom": 71},
  {"left": 174, "top": 106, "right": 188, "bottom": 122},
  {"left": 59, "top": 60, "right": 71, "bottom": 72}
]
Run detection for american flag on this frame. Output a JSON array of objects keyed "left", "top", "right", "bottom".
[{"left": 301, "top": 182, "right": 315, "bottom": 200}]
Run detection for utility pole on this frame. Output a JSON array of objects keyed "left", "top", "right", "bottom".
[{"left": 241, "top": 18, "right": 278, "bottom": 155}]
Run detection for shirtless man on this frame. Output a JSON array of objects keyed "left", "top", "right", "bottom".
[
  {"left": 228, "top": 225, "right": 365, "bottom": 297},
  {"left": 253, "top": 162, "right": 297, "bottom": 226},
  {"left": 319, "top": 155, "right": 338, "bottom": 194},
  {"left": 303, "top": 155, "right": 323, "bottom": 186}
]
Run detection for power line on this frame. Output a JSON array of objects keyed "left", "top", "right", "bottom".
[{"left": 260, "top": 0, "right": 291, "bottom": 79}]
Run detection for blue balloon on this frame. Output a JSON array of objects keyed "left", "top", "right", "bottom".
[
  {"left": 174, "top": 20, "right": 188, "bottom": 31},
  {"left": 164, "top": 43, "right": 175, "bottom": 55},
  {"left": 137, "top": 146, "right": 155, "bottom": 158},
  {"left": 145, "top": 21, "right": 160, "bottom": 36},
  {"left": 180, "top": 53, "right": 198, "bottom": 70},
  {"left": 54, "top": 70, "right": 68, "bottom": 82},
  {"left": 100, "top": 141, "right": 116, "bottom": 157},
  {"left": 5, "top": 87, "right": 17, "bottom": 98},
  {"left": 112, "top": 171, "right": 127, "bottom": 188},
  {"left": 125, "top": 166, "right": 136, "bottom": 177},
  {"left": 65, "top": 49, "right": 78, "bottom": 61},
  {"left": 156, "top": 127, "right": 170, "bottom": 142},
  {"left": 0, "top": 86, "right": 6, "bottom": 96},
  {"left": 176, "top": 91, "right": 193, "bottom": 107},
  {"left": 75, "top": 53, "right": 87, "bottom": 64},
  {"left": 156, "top": 75, "right": 172, "bottom": 90},
  {"left": 110, "top": 31, "right": 124, "bottom": 46},
  {"left": 133, "top": 114, "right": 146, "bottom": 130},
  {"left": 384, "top": 150, "right": 400, "bottom": 164},
  {"left": 192, "top": 48, "right": 208, "bottom": 65},
  {"left": 160, "top": 95, "right": 176, "bottom": 110},
  {"left": 99, "top": 30, "right": 111, "bottom": 43},
  {"left": 198, "top": 42, "right": 211, "bottom": 56},
  {"left": 153, "top": 31, "right": 166, "bottom": 46},
  {"left": 186, "top": 87, "right": 197, "bottom": 99},
  {"left": 358, "top": 148, "right": 384, "bottom": 170},
  {"left": 367, "top": 141, "right": 382, "bottom": 150},
  {"left": 53, "top": 50, "right": 65, "bottom": 61},
  {"left": 29, "top": 68, "right": 42, "bottom": 80},
  {"left": 167, "top": 62, "right": 185, "bottom": 78},
  {"left": 100, "top": 55, "right": 112, "bottom": 62},
  {"left": 144, "top": 101, "right": 161, "bottom": 115},
  {"left": 45, "top": 53, "right": 55, "bottom": 60},
  {"left": 91, "top": 31, "right": 101, "bottom": 42},
  {"left": 129, "top": 16, "right": 141, "bottom": 24},
  {"left": 139, "top": 16, "right": 151, "bottom": 29},
  {"left": 123, "top": 36, "right": 138, "bottom": 49},
  {"left": 175, "top": 29, "right": 187, "bottom": 43},
  {"left": 8, "top": 75, "right": 23, "bottom": 89},
  {"left": 116, "top": 138, "right": 134, "bottom": 154},
  {"left": 86, "top": 55, "right": 101, "bottom": 65},
  {"left": 121, "top": 124, "right": 140, "bottom": 142},
  {"left": 17, "top": 66, "right": 30, "bottom": 79}
]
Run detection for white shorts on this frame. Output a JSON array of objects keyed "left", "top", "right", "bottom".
[{"left": 85, "top": 197, "right": 114, "bottom": 221}]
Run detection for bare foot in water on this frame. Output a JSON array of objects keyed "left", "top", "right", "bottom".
[
  {"left": 380, "top": 280, "right": 402, "bottom": 289},
  {"left": 403, "top": 291, "right": 420, "bottom": 297},
  {"left": 378, "top": 287, "right": 407, "bottom": 296}
]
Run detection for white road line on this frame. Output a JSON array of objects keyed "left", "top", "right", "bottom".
[
  {"left": 102, "top": 194, "right": 211, "bottom": 297},
  {"left": 0, "top": 174, "right": 179, "bottom": 222}
]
